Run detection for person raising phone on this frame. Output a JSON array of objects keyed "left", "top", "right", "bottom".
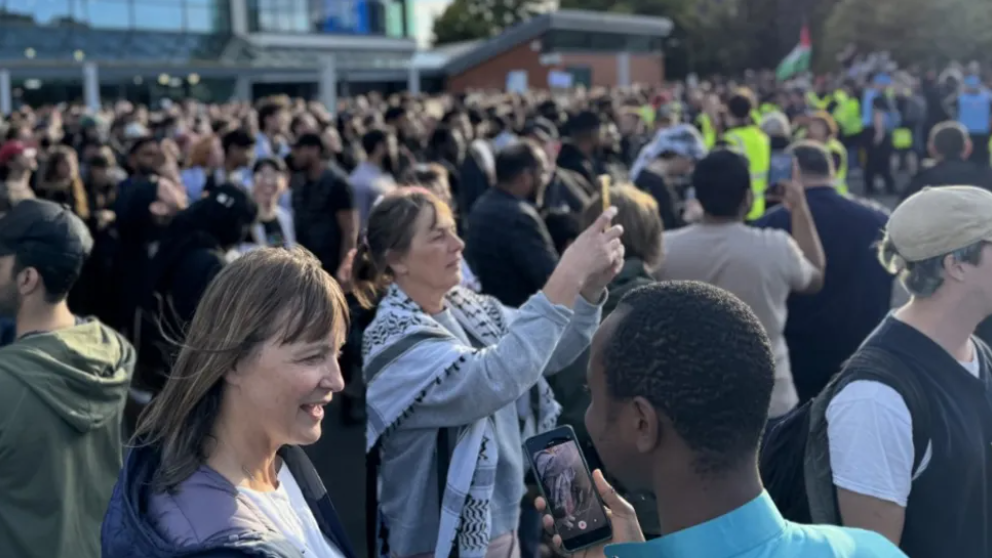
[
  {"left": 357, "top": 189, "right": 624, "bottom": 558},
  {"left": 657, "top": 150, "right": 826, "bottom": 419},
  {"left": 537, "top": 282, "right": 907, "bottom": 558}
]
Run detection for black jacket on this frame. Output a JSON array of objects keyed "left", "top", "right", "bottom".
[
  {"left": 465, "top": 188, "right": 559, "bottom": 307},
  {"left": 905, "top": 158, "right": 992, "bottom": 200}
]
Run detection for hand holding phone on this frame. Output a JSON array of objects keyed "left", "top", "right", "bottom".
[
  {"left": 535, "top": 469, "right": 644, "bottom": 558},
  {"left": 525, "top": 426, "right": 642, "bottom": 555}
]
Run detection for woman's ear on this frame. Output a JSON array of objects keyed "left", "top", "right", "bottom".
[{"left": 385, "top": 248, "right": 408, "bottom": 277}]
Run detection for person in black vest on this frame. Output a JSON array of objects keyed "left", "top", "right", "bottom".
[
  {"left": 823, "top": 186, "right": 992, "bottom": 558},
  {"left": 904, "top": 121, "right": 992, "bottom": 200}
]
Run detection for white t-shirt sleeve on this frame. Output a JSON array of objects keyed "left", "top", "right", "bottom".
[
  {"left": 778, "top": 232, "right": 817, "bottom": 291},
  {"left": 826, "top": 380, "right": 915, "bottom": 507}
]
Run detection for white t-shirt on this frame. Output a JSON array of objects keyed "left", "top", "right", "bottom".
[
  {"left": 658, "top": 222, "right": 817, "bottom": 417},
  {"left": 826, "top": 340, "right": 980, "bottom": 507},
  {"left": 239, "top": 463, "right": 346, "bottom": 558}
]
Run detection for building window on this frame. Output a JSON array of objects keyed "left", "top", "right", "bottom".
[
  {"left": 0, "top": 0, "right": 229, "bottom": 33},
  {"left": 544, "top": 29, "right": 663, "bottom": 53},
  {"left": 248, "top": 0, "right": 408, "bottom": 36}
]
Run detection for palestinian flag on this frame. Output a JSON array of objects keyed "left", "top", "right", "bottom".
[{"left": 776, "top": 25, "right": 811, "bottom": 81}]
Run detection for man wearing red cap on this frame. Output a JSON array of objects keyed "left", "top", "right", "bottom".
[{"left": 0, "top": 140, "right": 38, "bottom": 214}]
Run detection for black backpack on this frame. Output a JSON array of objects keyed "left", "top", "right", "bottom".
[{"left": 759, "top": 345, "right": 932, "bottom": 524}]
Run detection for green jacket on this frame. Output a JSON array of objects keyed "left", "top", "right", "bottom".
[{"left": 0, "top": 320, "right": 135, "bottom": 558}]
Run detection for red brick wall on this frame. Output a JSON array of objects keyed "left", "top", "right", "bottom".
[
  {"left": 447, "top": 34, "right": 667, "bottom": 92},
  {"left": 558, "top": 53, "right": 665, "bottom": 88},
  {"left": 447, "top": 40, "right": 546, "bottom": 93}
]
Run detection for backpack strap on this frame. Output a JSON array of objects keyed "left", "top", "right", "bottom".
[
  {"left": 367, "top": 428, "right": 460, "bottom": 558},
  {"left": 805, "top": 344, "right": 932, "bottom": 525}
]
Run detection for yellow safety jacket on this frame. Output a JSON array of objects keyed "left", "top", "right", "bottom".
[
  {"left": 696, "top": 113, "right": 716, "bottom": 149},
  {"left": 723, "top": 125, "right": 770, "bottom": 220},
  {"left": 807, "top": 92, "right": 833, "bottom": 111},
  {"left": 827, "top": 138, "right": 849, "bottom": 196}
]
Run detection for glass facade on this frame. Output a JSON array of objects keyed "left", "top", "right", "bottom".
[
  {"left": 247, "top": 0, "right": 407, "bottom": 37},
  {"left": 0, "top": 0, "right": 230, "bottom": 33}
]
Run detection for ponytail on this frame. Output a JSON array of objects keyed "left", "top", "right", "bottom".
[{"left": 351, "top": 238, "right": 388, "bottom": 309}]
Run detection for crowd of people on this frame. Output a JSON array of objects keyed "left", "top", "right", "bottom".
[{"left": 2, "top": 49, "right": 992, "bottom": 558}]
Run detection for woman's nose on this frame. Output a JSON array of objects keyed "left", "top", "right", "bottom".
[{"left": 323, "top": 361, "right": 346, "bottom": 393}]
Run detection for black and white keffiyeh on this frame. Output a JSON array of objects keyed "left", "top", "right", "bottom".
[{"left": 364, "top": 284, "right": 560, "bottom": 558}]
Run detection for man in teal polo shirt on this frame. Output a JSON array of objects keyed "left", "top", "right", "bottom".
[{"left": 537, "top": 282, "right": 906, "bottom": 558}]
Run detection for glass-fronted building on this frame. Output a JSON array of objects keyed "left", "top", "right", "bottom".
[{"left": 0, "top": 0, "right": 418, "bottom": 108}]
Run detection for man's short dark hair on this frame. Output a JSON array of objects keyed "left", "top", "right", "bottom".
[
  {"left": 727, "top": 95, "right": 753, "bottom": 120},
  {"left": 791, "top": 142, "right": 834, "bottom": 178},
  {"left": 931, "top": 121, "right": 968, "bottom": 159},
  {"left": 361, "top": 128, "right": 390, "bottom": 156},
  {"left": 257, "top": 102, "right": 285, "bottom": 127},
  {"left": 221, "top": 129, "right": 255, "bottom": 154},
  {"left": 295, "top": 132, "right": 326, "bottom": 154},
  {"left": 605, "top": 281, "right": 775, "bottom": 474},
  {"left": 12, "top": 252, "right": 83, "bottom": 303},
  {"left": 565, "top": 111, "right": 601, "bottom": 139},
  {"left": 495, "top": 140, "right": 542, "bottom": 185},
  {"left": 128, "top": 136, "right": 158, "bottom": 156},
  {"left": 692, "top": 149, "right": 751, "bottom": 218},
  {"left": 384, "top": 106, "right": 407, "bottom": 124}
]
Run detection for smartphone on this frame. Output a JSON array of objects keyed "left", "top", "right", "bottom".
[
  {"left": 768, "top": 153, "right": 794, "bottom": 193},
  {"left": 524, "top": 426, "right": 612, "bottom": 552},
  {"left": 599, "top": 174, "right": 611, "bottom": 212}
]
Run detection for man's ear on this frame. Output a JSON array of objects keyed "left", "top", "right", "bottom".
[{"left": 631, "top": 396, "right": 661, "bottom": 454}]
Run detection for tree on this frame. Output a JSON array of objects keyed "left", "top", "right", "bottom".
[
  {"left": 432, "top": 0, "right": 547, "bottom": 45},
  {"left": 823, "top": 0, "right": 992, "bottom": 66}
]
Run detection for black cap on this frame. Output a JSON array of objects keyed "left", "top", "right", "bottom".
[{"left": 0, "top": 199, "right": 93, "bottom": 265}]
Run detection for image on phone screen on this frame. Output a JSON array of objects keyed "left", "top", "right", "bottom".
[
  {"left": 530, "top": 436, "right": 611, "bottom": 549},
  {"left": 768, "top": 153, "right": 794, "bottom": 189}
]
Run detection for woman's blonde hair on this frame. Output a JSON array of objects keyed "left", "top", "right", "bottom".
[
  {"left": 584, "top": 184, "right": 664, "bottom": 270},
  {"left": 133, "top": 247, "right": 349, "bottom": 492}
]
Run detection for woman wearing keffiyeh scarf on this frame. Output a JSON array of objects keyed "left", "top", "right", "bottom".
[{"left": 355, "top": 188, "right": 625, "bottom": 558}]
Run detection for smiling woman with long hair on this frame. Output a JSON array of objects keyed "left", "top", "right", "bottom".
[{"left": 102, "top": 247, "right": 357, "bottom": 558}]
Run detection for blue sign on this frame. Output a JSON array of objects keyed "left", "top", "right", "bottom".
[{"left": 322, "top": 0, "right": 369, "bottom": 34}]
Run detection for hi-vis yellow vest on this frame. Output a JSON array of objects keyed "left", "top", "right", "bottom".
[
  {"left": 827, "top": 138, "right": 849, "bottom": 196},
  {"left": 696, "top": 113, "right": 716, "bottom": 149},
  {"left": 723, "top": 125, "right": 770, "bottom": 220}
]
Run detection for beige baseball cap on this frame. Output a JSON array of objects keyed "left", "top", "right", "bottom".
[{"left": 887, "top": 186, "right": 992, "bottom": 262}]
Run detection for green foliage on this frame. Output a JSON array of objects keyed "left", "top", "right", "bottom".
[
  {"left": 558, "top": 0, "right": 992, "bottom": 74},
  {"left": 432, "top": 0, "right": 545, "bottom": 45},
  {"left": 822, "top": 0, "right": 992, "bottom": 66}
]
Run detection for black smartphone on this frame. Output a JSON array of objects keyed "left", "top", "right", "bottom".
[
  {"left": 768, "top": 152, "right": 794, "bottom": 194},
  {"left": 523, "top": 426, "right": 612, "bottom": 552}
]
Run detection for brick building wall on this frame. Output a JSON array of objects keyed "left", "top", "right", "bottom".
[{"left": 447, "top": 34, "right": 666, "bottom": 92}]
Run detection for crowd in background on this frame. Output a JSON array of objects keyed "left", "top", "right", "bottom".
[{"left": 2, "top": 47, "right": 992, "bottom": 558}]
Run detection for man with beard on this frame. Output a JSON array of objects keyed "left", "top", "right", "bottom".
[
  {"left": 0, "top": 199, "right": 135, "bottom": 558},
  {"left": 290, "top": 132, "right": 358, "bottom": 278},
  {"left": 466, "top": 140, "right": 559, "bottom": 307}
]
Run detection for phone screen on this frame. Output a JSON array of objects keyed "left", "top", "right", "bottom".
[
  {"left": 768, "top": 153, "right": 793, "bottom": 189},
  {"left": 526, "top": 428, "right": 612, "bottom": 551}
]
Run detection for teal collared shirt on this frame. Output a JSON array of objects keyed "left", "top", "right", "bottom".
[{"left": 605, "top": 492, "right": 906, "bottom": 558}]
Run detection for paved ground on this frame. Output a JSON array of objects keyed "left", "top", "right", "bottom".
[{"left": 304, "top": 163, "right": 914, "bottom": 558}]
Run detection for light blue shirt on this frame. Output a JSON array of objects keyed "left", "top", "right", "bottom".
[
  {"left": 605, "top": 492, "right": 907, "bottom": 558},
  {"left": 958, "top": 91, "right": 992, "bottom": 134}
]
